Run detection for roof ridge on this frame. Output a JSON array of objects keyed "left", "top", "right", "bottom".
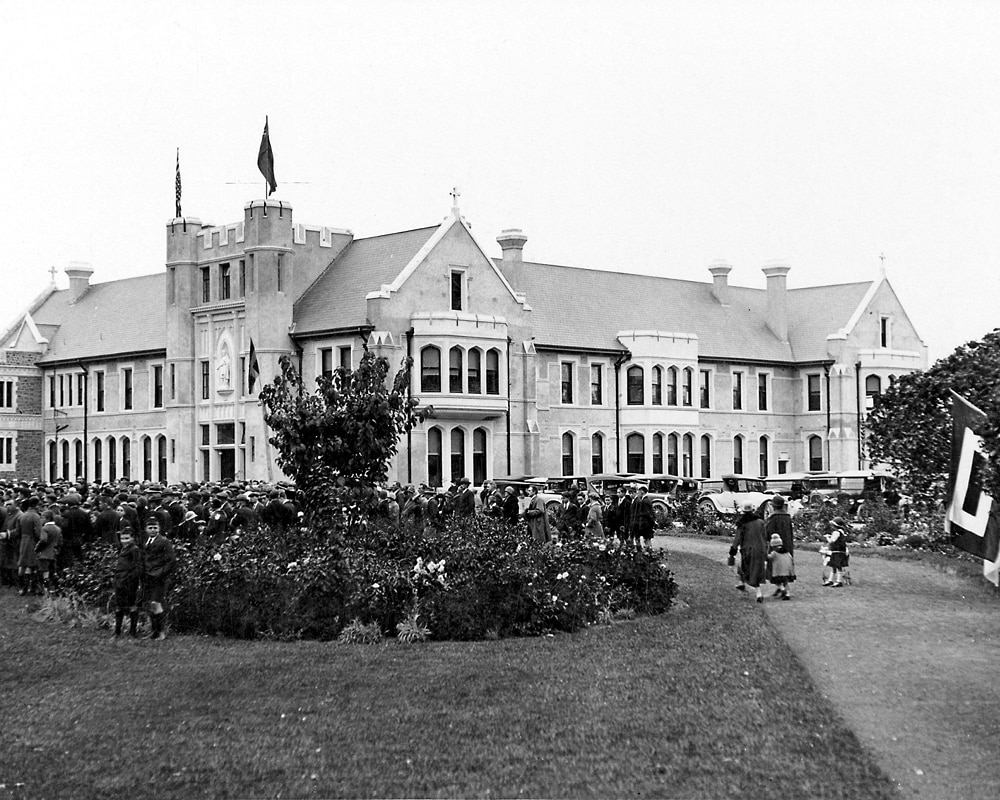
[{"left": 353, "top": 225, "right": 440, "bottom": 243}]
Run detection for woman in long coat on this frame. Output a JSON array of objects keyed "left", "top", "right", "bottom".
[{"left": 729, "top": 502, "right": 767, "bottom": 602}]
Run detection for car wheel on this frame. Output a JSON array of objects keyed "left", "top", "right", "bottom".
[
  {"left": 545, "top": 501, "right": 561, "bottom": 529},
  {"left": 652, "top": 501, "right": 670, "bottom": 528},
  {"left": 698, "top": 499, "right": 718, "bottom": 516}
]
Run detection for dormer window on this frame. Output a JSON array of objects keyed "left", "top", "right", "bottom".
[{"left": 450, "top": 269, "right": 465, "bottom": 311}]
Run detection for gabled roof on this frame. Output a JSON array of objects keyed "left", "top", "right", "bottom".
[
  {"left": 294, "top": 226, "right": 439, "bottom": 334},
  {"left": 511, "top": 260, "right": 872, "bottom": 363},
  {"left": 33, "top": 273, "right": 166, "bottom": 364}
]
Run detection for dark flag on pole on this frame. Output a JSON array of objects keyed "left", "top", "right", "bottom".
[
  {"left": 175, "top": 148, "right": 182, "bottom": 218},
  {"left": 946, "top": 391, "right": 1000, "bottom": 585},
  {"left": 257, "top": 116, "right": 277, "bottom": 197},
  {"left": 248, "top": 338, "right": 261, "bottom": 394}
]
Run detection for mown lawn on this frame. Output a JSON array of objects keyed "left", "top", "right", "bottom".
[{"left": 0, "top": 550, "right": 897, "bottom": 799}]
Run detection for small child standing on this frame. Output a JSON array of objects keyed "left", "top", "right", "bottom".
[
  {"left": 767, "top": 533, "right": 795, "bottom": 600},
  {"left": 35, "top": 509, "right": 62, "bottom": 595},
  {"left": 112, "top": 527, "right": 143, "bottom": 639}
]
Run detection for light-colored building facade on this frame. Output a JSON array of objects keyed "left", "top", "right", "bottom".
[{"left": 0, "top": 197, "right": 928, "bottom": 487}]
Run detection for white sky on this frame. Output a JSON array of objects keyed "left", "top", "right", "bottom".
[{"left": 2, "top": 0, "right": 998, "bottom": 363}]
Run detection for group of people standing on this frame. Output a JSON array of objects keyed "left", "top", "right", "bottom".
[{"left": 729, "top": 494, "right": 797, "bottom": 603}]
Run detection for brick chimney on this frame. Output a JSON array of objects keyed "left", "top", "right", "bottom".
[
  {"left": 708, "top": 260, "right": 732, "bottom": 306},
  {"left": 762, "top": 261, "right": 791, "bottom": 342},
  {"left": 64, "top": 262, "right": 95, "bottom": 304},
  {"left": 497, "top": 228, "right": 528, "bottom": 291}
]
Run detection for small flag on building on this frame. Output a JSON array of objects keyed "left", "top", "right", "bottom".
[
  {"left": 946, "top": 390, "right": 1000, "bottom": 585},
  {"left": 175, "top": 148, "right": 182, "bottom": 219},
  {"left": 248, "top": 338, "right": 261, "bottom": 394},
  {"left": 257, "top": 116, "right": 277, "bottom": 197}
]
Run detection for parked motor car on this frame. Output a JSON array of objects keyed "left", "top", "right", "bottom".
[
  {"left": 834, "top": 469, "right": 905, "bottom": 515},
  {"left": 697, "top": 474, "right": 772, "bottom": 517},
  {"left": 629, "top": 473, "right": 705, "bottom": 526},
  {"left": 763, "top": 471, "right": 839, "bottom": 504}
]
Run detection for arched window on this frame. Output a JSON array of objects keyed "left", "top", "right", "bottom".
[
  {"left": 61, "top": 440, "right": 70, "bottom": 480},
  {"left": 652, "top": 367, "right": 663, "bottom": 405},
  {"left": 759, "top": 436, "right": 769, "bottom": 477},
  {"left": 808, "top": 435, "right": 824, "bottom": 471},
  {"left": 652, "top": 433, "right": 663, "bottom": 473},
  {"left": 451, "top": 428, "right": 466, "bottom": 482},
  {"left": 108, "top": 436, "right": 117, "bottom": 481},
  {"left": 667, "top": 433, "right": 679, "bottom": 474},
  {"left": 865, "top": 374, "right": 882, "bottom": 409},
  {"left": 467, "top": 348, "right": 482, "bottom": 394},
  {"left": 591, "top": 433, "right": 604, "bottom": 474},
  {"left": 682, "top": 368, "right": 694, "bottom": 406},
  {"left": 142, "top": 436, "right": 152, "bottom": 481},
  {"left": 427, "top": 427, "right": 443, "bottom": 488},
  {"left": 626, "top": 433, "right": 644, "bottom": 473},
  {"left": 121, "top": 436, "right": 131, "bottom": 480},
  {"left": 420, "top": 346, "right": 441, "bottom": 392},
  {"left": 486, "top": 349, "right": 501, "bottom": 395},
  {"left": 93, "top": 438, "right": 103, "bottom": 483},
  {"left": 562, "top": 432, "right": 575, "bottom": 476},
  {"left": 682, "top": 433, "right": 694, "bottom": 477},
  {"left": 699, "top": 434, "right": 711, "bottom": 478},
  {"left": 473, "top": 428, "right": 488, "bottom": 486},
  {"left": 157, "top": 435, "right": 168, "bottom": 483},
  {"left": 74, "top": 439, "right": 83, "bottom": 480},
  {"left": 667, "top": 367, "right": 678, "bottom": 405},
  {"left": 733, "top": 435, "right": 744, "bottom": 474},
  {"left": 449, "top": 347, "right": 463, "bottom": 393},
  {"left": 627, "top": 366, "right": 644, "bottom": 405}
]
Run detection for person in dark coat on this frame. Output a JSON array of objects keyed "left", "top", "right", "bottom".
[
  {"left": 58, "top": 492, "right": 91, "bottom": 569},
  {"left": 611, "top": 486, "right": 632, "bottom": 545},
  {"left": 729, "top": 502, "right": 768, "bottom": 602},
  {"left": 230, "top": 494, "right": 259, "bottom": 532},
  {"left": 523, "top": 485, "right": 551, "bottom": 544},
  {"left": 764, "top": 494, "right": 795, "bottom": 596},
  {"left": 112, "top": 527, "right": 143, "bottom": 638},
  {"left": 141, "top": 511, "right": 176, "bottom": 641},
  {"left": 627, "top": 485, "right": 655, "bottom": 549},
  {"left": 501, "top": 486, "right": 521, "bottom": 524},
  {"left": 17, "top": 496, "right": 43, "bottom": 595},
  {"left": 0, "top": 498, "right": 21, "bottom": 587},
  {"left": 94, "top": 496, "right": 122, "bottom": 546},
  {"left": 454, "top": 478, "right": 476, "bottom": 517}
]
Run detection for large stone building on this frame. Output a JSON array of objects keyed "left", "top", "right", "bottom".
[{"left": 0, "top": 197, "right": 928, "bottom": 487}]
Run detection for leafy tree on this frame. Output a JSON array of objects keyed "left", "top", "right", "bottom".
[
  {"left": 259, "top": 352, "right": 422, "bottom": 527},
  {"left": 866, "top": 329, "right": 1000, "bottom": 501}
]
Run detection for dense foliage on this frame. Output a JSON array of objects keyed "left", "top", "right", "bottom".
[
  {"left": 61, "top": 517, "right": 677, "bottom": 641},
  {"left": 866, "top": 328, "right": 1000, "bottom": 501},
  {"left": 258, "top": 352, "right": 422, "bottom": 527}
]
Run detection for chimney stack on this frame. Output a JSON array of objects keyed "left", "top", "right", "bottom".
[
  {"left": 762, "top": 261, "right": 791, "bottom": 342},
  {"left": 64, "top": 262, "right": 95, "bottom": 304},
  {"left": 708, "top": 260, "right": 732, "bottom": 306},
  {"left": 497, "top": 228, "right": 528, "bottom": 291}
]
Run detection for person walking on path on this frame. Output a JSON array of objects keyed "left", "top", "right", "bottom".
[
  {"left": 824, "top": 516, "right": 849, "bottom": 587},
  {"left": 766, "top": 532, "right": 794, "bottom": 600},
  {"left": 729, "top": 501, "right": 767, "bottom": 602},
  {"left": 765, "top": 494, "right": 795, "bottom": 597}
]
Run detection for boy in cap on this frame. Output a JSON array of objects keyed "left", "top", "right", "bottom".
[
  {"left": 141, "top": 511, "right": 176, "bottom": 640},
  {"left": 112, "top": 527, "right": 143, "bottom": 638}
]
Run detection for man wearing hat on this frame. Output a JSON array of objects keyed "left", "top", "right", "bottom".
[
  {"left": 764, "top": 494, "right": 795, "bottom": 596},
  {"left": 142, "top": 511, "right": 176, "bottom": 640},
  {"left": 454, "top": 478, "right": 476, "bottom": 517},
  {"left": 501, "top": 485, "right": 520, "bottom": 524},
  {"left": 59, "top": 492, "right": 91, "bottom": 569}
]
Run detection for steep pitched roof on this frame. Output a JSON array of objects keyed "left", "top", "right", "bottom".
[
  {"left": 33, "top": 273, "right": 166, "bottom": 364},
  {"left": 294, "top": 226, "right": 439, "bottom": 334},
  {"left": 512, "top": 260, "right": 872, "bottom": 363}
]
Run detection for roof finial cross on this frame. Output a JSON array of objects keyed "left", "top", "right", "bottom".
[
  {"left": 878, "top": 252, "right": 887, "bottom": 276},
  {"left": 49, "top": 265, "right": 57, "bottom": 282}
]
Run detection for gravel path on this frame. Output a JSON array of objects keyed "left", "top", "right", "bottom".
[{"left": 658, "top": 532, "right": 1000, "bottom": 800}]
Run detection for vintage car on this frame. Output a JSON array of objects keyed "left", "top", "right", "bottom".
[
  {"left": 697, "top": 474, "right": 772, "bottom": 517},
  {"left": 763, "top": 471, "right": 839, "bottom": 503},
  {"left": 629, "top": 473, "right": 705, "bottom": 526}
]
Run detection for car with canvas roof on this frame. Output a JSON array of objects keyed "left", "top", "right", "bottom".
[{"left": 697, "top": 474, "right": 772, "bottom": 517}]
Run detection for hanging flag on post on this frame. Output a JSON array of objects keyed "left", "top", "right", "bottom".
[
  {"left": 175, "top": 148, "right": 182, "bottom": 219},
  {"left": 946, "top": 390, "right": 1000, "bottom": 585},
  {"left": 257, "top": 116, "right": 277, "bottom": 197},
  {"left": 248, "top": 338, "right": 261, "bottom": 394}
]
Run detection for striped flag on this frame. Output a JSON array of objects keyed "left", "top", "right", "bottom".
[
  {"left": 248, "top": 338, "right": 261, "bottom": 394},
  {"left": 257, "top": 117, "right": 277, "bottom": 197},
  {"left": 175, "top": 148, "right": 182, "bottom": 218},
  {"left": 946, "top": 391, "right": 1000, "bottom": 585}
]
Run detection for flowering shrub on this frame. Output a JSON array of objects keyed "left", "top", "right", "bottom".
[{"left": 60, "top": 516, "right": 677, "bottom": 642}]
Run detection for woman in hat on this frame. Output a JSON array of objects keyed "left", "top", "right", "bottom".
[
  {"left": 765, "top": 494, "right": 795, "bottom": 595},
  {"left": 729, "top": 501, "right": 768, "bottom": 603},
  {"left": 583, "top": 492, "right": 604, "bottom": 539}
]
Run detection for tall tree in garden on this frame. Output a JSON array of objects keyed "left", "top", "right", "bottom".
[
  {"left": 259, "top": 352, "right": 423, "bottom": 529},
  {"left": 866, "top": 328, "right": 1000, "bottom": 501}
]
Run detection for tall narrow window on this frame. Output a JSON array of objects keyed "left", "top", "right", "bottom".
[
  {"left": 450, "top": 270, "right": 463, "bottom": 311},
  {"left": 626, "top": 433, "right": 644, "bottom": 473},
  {"left": 652, "top": 433, "right": 663, "bottom": 473},
  {"left": 421, "top": 347, "right": 441, "bottom": 392},
  {"left": 473, "top": 428, "right": 487, "bottom": 486},
  {"left": 239, "top": 260, "right": 246, "bottom": 298},
  {"left": 49, "top": 376, "right": 55, "bottom": 408},
  {"left": 427, "top": 427, "right": 443, "bottom": 488},
  {"left": 758, "top": 373, "right": 768, "bottom": 411},
  {"left": 153, "top": 365, "right": 164, "bottom": 408},
  {"left": 759, "top": 436, "right": 769, "bottom": 477},
  {"left": 157, "top": 435, "right": 168, "bottom": 482},
  {"left": 591, "top": 433, "right": 604, "bottom": 474},
  {"left": 169, "top": 365, "right": 175, "bottom": 401},
  {"left": 219, "top": 263, "right": 231, "bottom": 300},
  {"left": 122, "top": 368, "right": 133, "bottom": 410},
  {"left": 121, "top": 437, "right": 131, "bottom": 480},
  {"left": 865, "top": 374, "right": 882, "bottom": 409},
  {"left": 683, "top": 433, "right": 694, "bottom": 477},
  {"left": 61, "top": 440, "right": 69, "bottom": 480},
  {"left": 77, "top": 374, "right": 84, "bottom": 406},
  {"left": 880, "top": 316, "right": 891, "bottom": 348},
  {"left": 667, "top": 367, "right": 678, "bottom": 405},
  {"left": 143, "top": 437, "right": 152, "bottom": 481},
  {"left": 74, "top": 440, "right": 83, "bottom": 480},
  {"left": 699, "top": 370, "right": 710, "bottom": 408},
  {"left": 68, "top": 374, "right": 73, "bottom": 406},
  {"left": 627, "top": 366, "right": 643, "bottom": 405},
  {"left": 683, "top": 368, "right": 694, "bottom": 407},
  {"left": 652, "top": 367, "right": 663, "bottom": 405},
  {"left": 59, "top": 375, "right": 65, "bottom": 407},
  {"left": 201, "top": 361, "right": 210, "bottom": 400},
  {"left": 108, "top": 436, "right": 117, "bottom": 481},
  {"left": 276, "top": 256, "right": 283, "bottom": 292},
  {"left": 590, "top": 364, "right": 603, "bottom": 405},
  {"left": 450, "top": 429, "right": 466, "bottom": 482},
  {"left": 808, "top": 435, "right": 824, "bottom": 471},
  {"left": 449, "top": 347, "right": 463, "bottom": 393},
  {"left": 561, "top": 362, "right": 574, "bottom": 404},
  {"left": 0, "top": 437, "right": 11, "bottom": 466},
  {"left": 320, "top": 348, "right": 333, "bottom": 378},
  {"left": 667, "top": 434, "right": 679, "bottom": 474},
  {"left": 96, "top": 372, "right": 105, "bottom": 412},
  {"left": 93, "top": 439, "right": 103, "bottom": 483},
  {"left": 733, "top": 435, "right": 744, "bottom": 473},
  {"left": 48, "top": 441, "right": 57, "bottom": 481},
  {"left": 201, "top": 267, "right": 210, "bottom": 303},
  {"left": 339, "top": 346, "right": 352, "bottom": 371},
  {"left": 467, "top": 349, "right": 481, "bottom": 393},
  {"left": 808, "top": 374, "right": 822, "bottom": 411},
  {"left": 732, "top": 372, "right": 743, "bottom": 410},
  {"left": 562, "top": 432, "right": 575, "bottom": 476},
  {"left": 699, "top": 435, "right": 711, "bottom": 478},
  {"left": 486, "top": 349, "right": 500, "bottom": 395}
]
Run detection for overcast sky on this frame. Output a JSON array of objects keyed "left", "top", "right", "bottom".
[{"left": 2, "top": 1, "right": 998, "bottom": 362}]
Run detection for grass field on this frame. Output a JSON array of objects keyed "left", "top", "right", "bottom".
[{"left": 0, "top": 549, "right": 898, "bottom": 799}]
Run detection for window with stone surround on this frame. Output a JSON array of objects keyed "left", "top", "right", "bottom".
[{"left": 0, "top": 380, "right": 12, "bottom": 409}]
